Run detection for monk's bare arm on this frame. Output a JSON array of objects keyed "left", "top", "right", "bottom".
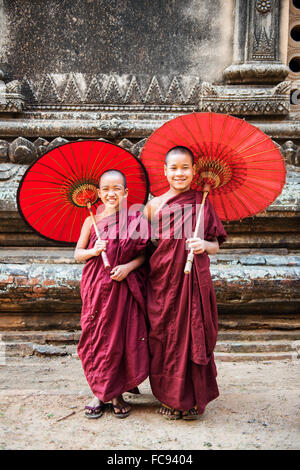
[
  {"left": 187, "top": 237, "right": 219, "bottom": 255},
  {"left": 74, "top": 217, "right": 108, "bottom": 262},
  {"left": 125, "top": 254, "right": 146, "bottom": 272},
  {"left": 203, "top": 238, "right": 219, "bottom": 255},
  {"left": 110, "top": 254, "right": 146, "bottom": 281}
]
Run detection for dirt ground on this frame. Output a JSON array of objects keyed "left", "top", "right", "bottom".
[{"left": 0, "top": 356, "right": 299, "bottom": 450}]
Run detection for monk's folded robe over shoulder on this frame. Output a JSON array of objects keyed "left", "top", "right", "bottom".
[
  {"left": 147, "top": 188, "right": 227, "bottom": 413},
  {"left": 77, "top": 209, "right": 150, "bottom": 403}
]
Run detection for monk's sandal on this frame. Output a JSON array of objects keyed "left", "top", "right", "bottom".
[{"left": 157, "top": 404, "right": 182, "bottom": 420}]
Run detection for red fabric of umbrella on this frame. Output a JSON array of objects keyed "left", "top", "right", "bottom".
[
  {"left": 17, "top": 141, "right": 149, "bottom": 245},
  {"left": 140, "top": 112, "right": 286, "bottom": 221}
]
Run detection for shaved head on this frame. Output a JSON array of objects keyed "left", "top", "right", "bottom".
[
  {"left": 99, "top": 169, "right": 127, "bottom": 188},
  {"left": 165, "top": 146, "right": 194, "bottom": 165}
]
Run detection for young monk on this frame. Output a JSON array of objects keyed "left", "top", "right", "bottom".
[
  {"left": 75, "top": 170, "right": 150, "bottom": 419},
  {"left": 144, "top": 146, "right": 227, "bottom": 420}
]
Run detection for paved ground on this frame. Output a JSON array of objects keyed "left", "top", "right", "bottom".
[{"left": 0, "top": 356, "right": 299, "bottom": 450}]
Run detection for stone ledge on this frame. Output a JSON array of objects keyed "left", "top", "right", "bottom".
[
  {"left": 0, "top": 248, "right": 299, "bottom": 266},
  {"left": 0, "top": 258, "right": 299, "bottom": 319},
  {"left": 2, "top": 329, "right": 299, "bottom": 362},
  {"left": 1, "top": 119, "right": 300, "bottom": 140},
  {"left": 214, "top": 351, "right": 298, "bottom": 362}
]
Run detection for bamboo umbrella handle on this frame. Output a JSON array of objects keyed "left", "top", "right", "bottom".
[
  {"left": 86, "top": 202, "right": 111, "bottom": 271},
  {"left": 184, "top": 188, "right": 210, "bottom": 275}
]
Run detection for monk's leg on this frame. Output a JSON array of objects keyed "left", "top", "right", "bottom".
[
  {"left": 111, "top": 394, "right": 131, "bottom": 418},
  {"left": 84, "top": 395, "right": 104, "bottom": 419}
]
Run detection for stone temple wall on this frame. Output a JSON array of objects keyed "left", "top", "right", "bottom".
[{"left": 0, "top": 0, "right": 299, "bottom": 330}]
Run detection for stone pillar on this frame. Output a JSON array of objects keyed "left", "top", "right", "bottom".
[
  {"left": 199, "top": 0, "right": 291, "bottom": 115},
  {"left": 223, "top": 0, "right": 290, "bottom": 84}
]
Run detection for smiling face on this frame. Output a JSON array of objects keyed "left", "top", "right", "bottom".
[
  {"left": 98, "top": 171, "right": 128, "bottom": 210},
  {"left": 164, "top": 150, "right": 195, "bottom": 192}
]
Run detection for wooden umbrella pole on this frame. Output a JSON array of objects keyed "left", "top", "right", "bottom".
[
  {"left": 86, "top": 202, "right": 111, "bottom": 271},
  {"left": 184, "top": 185, "right": 211, "bottom": 275}
]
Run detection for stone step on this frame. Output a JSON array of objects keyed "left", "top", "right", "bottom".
[
  {"left": 215, "top": 340, "right": 300, "bottom": 353},
  {"left": 0, "top": 330, "right": 81, "bottom": 344},
  {"left": 1, "top": 247, "right": 299, "bottom": 266},
  {"left": 3, "top": 341, "right": 71, "bottom": 357},
  {"left": 1, "top": 330, "right": 299, "bottom": 361},
  {"left": 218, "top": 316, "right": 300, "bottom": 330},
  {"left": 2, "top": 329, "right": 300, "bottom": 344},
  {"left": 214, "top": 352, "right": 299, "bottom": 362},
  {"left": 217, "top": 330, "right": 300, "bottom": 341}
]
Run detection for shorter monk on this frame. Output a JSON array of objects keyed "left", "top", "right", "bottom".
[
  {"left": 144, "top": 146, "right": 227, "bottom": 420},
  {"left": 75, "top": 170, "right": 150, "bottom": 419}
]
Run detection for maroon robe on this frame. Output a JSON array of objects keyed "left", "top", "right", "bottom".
[
  {"left": 147, "top": 189, "right": 227, "bottom": 413},
  {"left": 77, "top": 210, "right": 150, "bottom": 403}
]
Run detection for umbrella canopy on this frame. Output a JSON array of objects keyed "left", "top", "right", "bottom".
[
  {"left": 140, "top": 112, "right": 286, "bottom": 221},
  {"left": 17, "top": 140, "right": 149, "bottom": 245}
]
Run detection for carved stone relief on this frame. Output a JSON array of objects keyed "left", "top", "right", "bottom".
[
  {"left": 1, "top": 135, "right": 299, "bottom": 170},
  {"left": 249, "top": 0, "right": 277, "bottom": 62},
  {"left": 0, "top": 70, "right": 25, "bottom": 113},
  {"left": 22, "top": 74, "right": 200, "bottom": 111},
  {"left": 223, "top": 0, "right": 289, "bottom": 84},
  {"left": 255, "top": 0, "right": 272, "bottom": 14},
  {"left": 199, "top": 81, "right": 290, "bottom": 115}
]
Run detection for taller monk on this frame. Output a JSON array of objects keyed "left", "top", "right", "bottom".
[{"left": 144, "top": 146, "right": 227, "bottom": 420}]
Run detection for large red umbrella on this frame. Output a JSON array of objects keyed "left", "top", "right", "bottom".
[
  {"left": 140, "top": 112, "right": 286, "bottom": 272},
  {"left": 141, "top": 112, "right": 286, "bottom": 221},
  {"left": 17, "top": 140, "right": 149, "bottom": 251}
]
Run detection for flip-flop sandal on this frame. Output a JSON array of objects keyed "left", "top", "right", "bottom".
[
  {"left": 84, "top": 403, "right": 104, "bottom": 419},
  {"left": 111, "top": 403, "right": 131, "bottom": 419},
  {"left": 157, "top": 404, "right": 182, "bottom": 420},
  {"left": 182, "top": 407, "right": 199, "bottom": 420}
]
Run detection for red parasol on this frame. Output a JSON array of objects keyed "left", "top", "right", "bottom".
[
  {"left": 141, "top": 112, "right": 286, "bottom": 221},
  {"left": 17, "top": 140, "right": 149, "bottom": 249},
  {"left": 140, "top": 112, "right": 286, "bottom": 273}
]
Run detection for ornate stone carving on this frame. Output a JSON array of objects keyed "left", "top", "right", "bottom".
[
  {"left": 198, "top": 81, "right": 290, "bottom": 115},
  {"left": 131, "top": 139, "right": 147, "bottom": 158},
  {"left": 118, "top": 139, "right": 134, "bottom": 151},
  {"left": 21, "top": 73, "right": 199, "bottom": 110},
  {"left": 0, "top": 136, "right": 148, "bottom": 171},
  {"left": 84, "top": 77, "right": 102, "bottom": 103},
  {"left": 0, "top": 141, "right": 9, "bottom": 163},
  {"left": 252, "top": 27, "right": 274, "bottom": 61},
  {"left": 33, "top": 138, "right": 50, "bottom": 158},
  {"left": 46, "top": 137, "right": 69, "bottom": 152},
  {"left": 224, "top": 64, "right": 289, "bottom": 85},
  {"left": 39, "top": 74, "right": 61, "bottom": 103},
  {"left": 0, "top": 70, "right": 25, "bottom": 113},
  {"left": 281, "top": 141, "right": 300, "bottom": 167},
  {"left": 9, "top": 138, "right": 36, "bottom": 164},
  {"left": 223, "top": 0, "right": 289, "bottom": 84},
  {"left": 256, "top": 0, "right": 272, "bottom": 14},
  {"left": 123, "top": 76, "right": 144, "bottom": 104},
  {"left": 0, "top": 163, "right": 25, "bottom": 182}
]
